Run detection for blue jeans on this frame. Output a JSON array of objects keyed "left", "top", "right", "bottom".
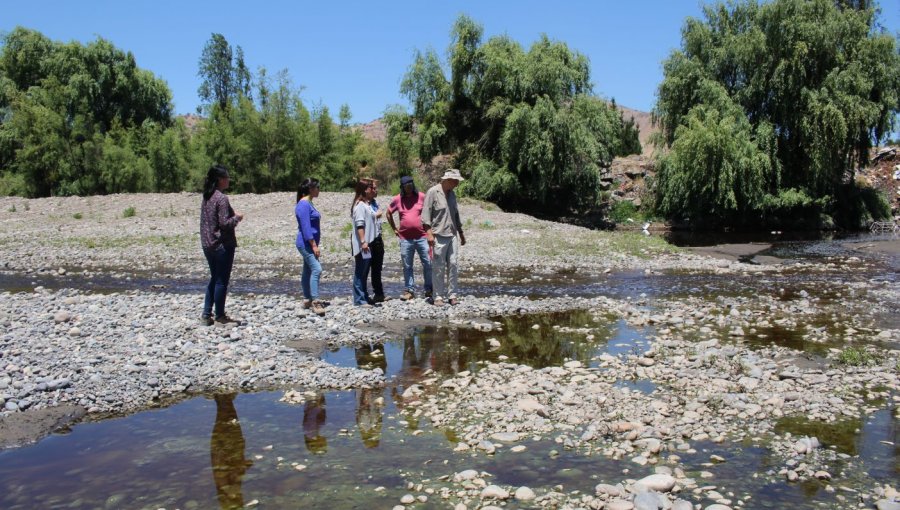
[
  {"left": 297, "top": 244, "right": 321, "bottom": 300},
  {"left": 400, "top": 238, "right": 432, "bottom": 294},
  {"left": 352, "top": 253, "right": 372, "bottom": 305},
  {"left": 203, "top": 245, "right": 236, "bottom": 318}
]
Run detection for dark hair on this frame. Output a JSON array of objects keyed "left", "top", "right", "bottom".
[
  {"left": 296, "top": 178, "right": 320, "bottom": 203},
  {"left": 350, "top": 178, "right": 372, "bottom": 214},
  {"left": 203, "top": 164, "right": 229, "bottom": 200},
  {"left": 400, "top": 179, "right": 417, "bottom": 197}
]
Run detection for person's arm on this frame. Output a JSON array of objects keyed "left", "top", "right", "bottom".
[
  {"left": 386, "top": 198, "right": 400, "bottom": 237},
  {"left": 218, "top": 195, "right": 243, "bottom": 229},
  {"left": 353, "top": 203, "right": 370, "bottom": 253},
  {"left": 421, "top": 191, "right": 435, "bottom": 246},
  {"left": 452, "top": 197, "right": 465, "bottom": 246},
  {"left": 298, "top": 202, "right": 320, "bottom": 258}
]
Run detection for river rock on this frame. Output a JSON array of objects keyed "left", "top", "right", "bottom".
[
  {"left": 635, "top": 474, "right": 676, "bottom": 493},
  {"left": 606, "top": 500, "right": 635, "bottom": 510},
  {"left": 481, "top": 485, "right": 510, "bottom": 499},
  {"left": 514, "top": 486, "right": 536, "bottom": 501},
  {"left": 876, "top": 500, "right": 900, "bottom": 510}
]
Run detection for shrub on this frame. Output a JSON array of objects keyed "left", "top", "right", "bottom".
[{"left": 123, "top": 207, "right": 136, "bottom": 218}]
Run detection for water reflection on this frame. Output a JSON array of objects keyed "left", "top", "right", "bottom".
[
  {"left": 356, "top": 387, "right": 384, "bottom": 448},
  {"left": 210, "top": 394, "right": 252, "bottom": 510},
  {"left": 303, "top": 393, "right": 327, "bottom": 454}
]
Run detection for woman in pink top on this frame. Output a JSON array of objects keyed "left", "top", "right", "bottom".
[{"left": 386, "top": 176, "right": 432, "bottom": 300}]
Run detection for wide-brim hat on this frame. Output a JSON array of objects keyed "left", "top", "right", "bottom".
[{"left": 440, "top": 169, "right": 465, "bottom": 182}]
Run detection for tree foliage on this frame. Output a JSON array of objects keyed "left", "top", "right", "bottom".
[
  {"left": 654, "top": 0, "right": 899, "bottom": 227},
  {"left": 395, "top": 15, "right": 639, "bottom": 214},
  {"left": 0, "top": 29, "right": 377, "bottom": 197}
]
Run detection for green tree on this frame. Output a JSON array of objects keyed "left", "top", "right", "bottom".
[
  {"left": 654, "top": 0, "right": 899, "bottom": 227},
  {"left": 397, "top": 15, "right": 629, "bottom": 214}
]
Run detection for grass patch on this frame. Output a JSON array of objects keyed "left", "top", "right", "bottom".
[
  {"left": 73, "top": 212, "right": 83, "bottom": 220},
  {"left": 123, "top": 207, "right": 136, "bottom": 218},
  {"left": 7, "top": 205, "right": 15, "bottom": 213},
  {"left": 340, "top": 222, "right": 354, "bottom": 237},
  {"left": 835, "top": 347, "right": 878, "bottom": 367}
]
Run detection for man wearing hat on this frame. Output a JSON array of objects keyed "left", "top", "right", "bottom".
[
  {"left": 421, "top": 169, "right": 467, "bottom": 306},
  {"left": 386, "top": 175, "right": 433, "bottom": 301}
]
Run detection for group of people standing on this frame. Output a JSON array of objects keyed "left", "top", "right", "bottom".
[{"left": 199, "top": 165, "right": 466, "bottom": 323}]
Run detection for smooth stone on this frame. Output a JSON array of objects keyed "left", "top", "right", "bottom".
[
  {"left": 514, "top": 486, "right": 536, "bottom": 501},
  {"left": 635, "top": 491, "right": 667, "bottom": 510},
  {"left": 400, "top": 494, "right": 415, "bottom": 504},
  {"left": 491, "top": 432, "right": 520, "bottom": 442},
  {"left": 635, "top": 474, "right": 676, "bottom": 493},
  {"left": 53, "top": 311, "right": 71, "bottom": 323},
  {"left": 705, "top": 505, "right": 733, "bottom": 510},
  {"left": 516, "top": 398, "right": 546, "bottom": 414},
  {"left": 875, "top": 500, "right": 900, "bottom": 510},
  {"left": 606, "top": 500, "right": 635, "bottom": 510},
  {"left": 672, "top": 500, "right": 693, "bottom": 510},
  {"left": 596, "top": 483, "right": 625, "bottom": 497},
  {"left": 454, "top": 469, "right": 479, "bottom": 482},
  {"left": 481, "top": 485, "right": 510, "bottom": 500}
]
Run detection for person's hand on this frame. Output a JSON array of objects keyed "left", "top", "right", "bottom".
[
  {"left": 235, "top": 211, "right": 245, "bottom": 222},
  {"left": 313, "top": 245, "right": 320, "bottom": 259},
  {"left": 426, "top": 233, "right": 435, "bottom": 246},
  {"left": 362, "top": 241, "right": 369, "bottom": 253},
  {"left": 459, "top": 232, "right": 466, "bottom": 246}
]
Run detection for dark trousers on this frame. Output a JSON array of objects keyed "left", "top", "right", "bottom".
[
  {"left": 368, "top": 236, "right": 384, "bottom": 298},
  {"left": 203, "top": 245, "right": 235, "bottom": 318}
]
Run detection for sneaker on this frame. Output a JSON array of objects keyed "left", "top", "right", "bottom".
[
  {"left": 425, "top": 290, "right": 433, "bottom": 298},
  {"left": 400, "top": 290, "right": 415, "bottom": 301},
  {"left": 302, "top": 300, "right": 312, "bottom": 309},
  {"left": 200, "top": 315, "right": 214, "bottom": 326},
  {"left": 373, "top": 295, "right": 386, "bottom": 303},
  {"left": 433, "top": 297, "right": 444, "bottom": 306},
  {"left": 214, "top": 315, "right": 241, "bottom": 325},
  {"left": 311, "top": 301, "right": 326, "bottom": 316},
  {"left": 448, "top": 298, "right": 459, "bottom": 306}
]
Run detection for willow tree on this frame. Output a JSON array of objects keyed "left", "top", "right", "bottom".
[
  {"left": 396, "top": 14, "right": 634, "bottom": 214},
  {"left": 654, "top": 0, "right": 899, "bottom": 227}
]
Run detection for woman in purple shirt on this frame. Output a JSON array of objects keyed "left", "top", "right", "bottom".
[
  {"left": 200, "top": 165, "right": 244, "bottom": 325},
  {"left": 295, "top": 178, "right": 325, "bottom": 315}
]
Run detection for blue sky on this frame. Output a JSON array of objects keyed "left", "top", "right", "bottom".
[{"left": 3, "top": 0, "right": 899, "bottom": 123}]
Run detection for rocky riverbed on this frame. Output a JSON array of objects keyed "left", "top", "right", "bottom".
[{"left": 1, "top": 192, "right": 899, "bottom": 509}]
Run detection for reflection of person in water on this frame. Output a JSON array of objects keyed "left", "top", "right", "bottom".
[
  {"left": 355, "top": 386, "right": 384, "bottom": 448},
  {"left": 303, "top": 393, "right": 327, "bottom": 454},
  {"left": 210, "top": 394, "right": 252, "bottom": 510}
]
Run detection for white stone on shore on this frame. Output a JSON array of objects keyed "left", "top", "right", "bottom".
[
  {"left": 514, "top": 486, "right": 535, "bottom": 501},
  {"left": 481, "top": 485, "right": 509, "bottom": 499},
  {"left": 634, "top": 474, "right": 676, "bottom": 493}
]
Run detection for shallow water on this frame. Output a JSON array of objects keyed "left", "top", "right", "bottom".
[{"left": 1, "top": 234, "right": 898, "bottom": 508}]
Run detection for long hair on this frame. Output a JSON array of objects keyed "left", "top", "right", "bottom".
[
  {"left": 203, "top": 165, "right": 229, "bottom": 201},
  {"left": 296, "top": 178, "right": 320, "bottom": 203},
  {"left": 350, "top": 179, "right": 372, "bottom": 214}
]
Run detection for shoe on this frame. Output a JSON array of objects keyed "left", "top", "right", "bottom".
[
  {"left": 448, "top": 298, "right": 459, "bottom": 305},
  {"left": 302, "top": 300, "right": 312, "bottom": 309},
  {"left": 311, "top": 301, "right": 326, "bottom": 316},
  {"left": 214, "top": 315, "right": 241, "bottom": 325},
  {"left": 433, "top": 297, "right": 444, "bottom": 306},
  {"left": 425, "top": 290, "right": 433, "bottom": 298},
  {"left": 201, "top": 315, "right": 214, "bottom": 326},
  {"left": 400, "top": 290, "right": 415, "bottom": 301},
  {"left": 373, "top": 295, "right": 386, "bottom": 303}
]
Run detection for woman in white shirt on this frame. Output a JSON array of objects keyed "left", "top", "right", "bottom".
[{"left": 350, "top": 179, "right": 377, "bottom": 305}]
